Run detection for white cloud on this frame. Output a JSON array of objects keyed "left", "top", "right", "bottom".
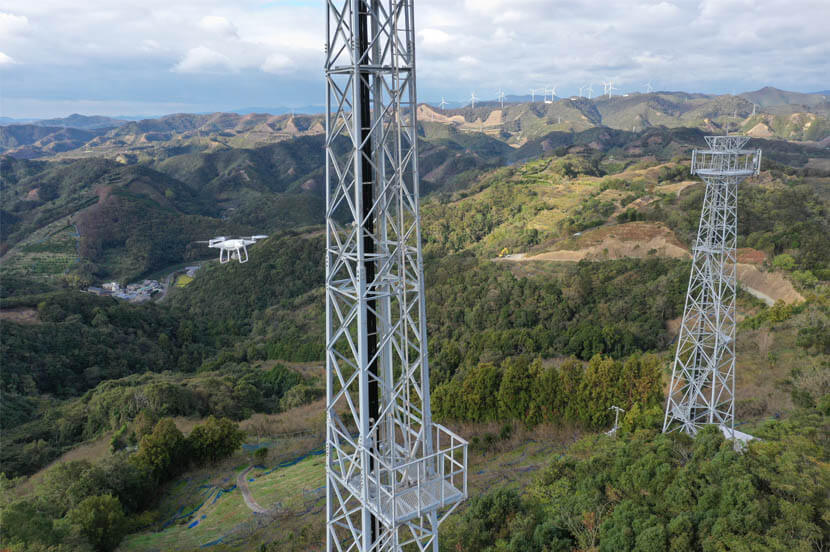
[
  {"left": 0, "top": 12, "right": 28, "bottom": 37},
  {"left": 261, "top": 53, "right": 294, "bottom": 74},
  {"left": 0, "top": 51, "right": 17, "bottom": 65},
  {"left": 173, "top": 46, "right": 234, "bottom": 73},
  {"left": 0, "top": 0, "right": 828, "bottom": 117},
  {"left": 199, "top": 15, "right": 237, "bottom": 37},
  {"left": 141, "top": 39, "right": 162, "bottom": 52},
  {"left": 0, "top": 97, "right": 211, "bottom": 119},
  {"left": 419, "top": 28, "right": 452, "bottom": 46}
]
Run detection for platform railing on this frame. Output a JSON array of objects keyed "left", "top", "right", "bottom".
[
  {"left": 691, "top": 148, "right": 762, "bottom": 177},
  {"left": 361, "top": 423, "right": 467, "bottom": 527}
]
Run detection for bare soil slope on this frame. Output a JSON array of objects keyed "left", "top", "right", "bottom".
[{"left": 498, "top": 222, "right": 803, "bottom": 305}]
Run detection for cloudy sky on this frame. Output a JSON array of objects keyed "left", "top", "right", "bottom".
[{"left": 1, "top": 0, "right": 828, "bottom": 118}]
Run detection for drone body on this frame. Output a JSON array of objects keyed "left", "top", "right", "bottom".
[{"left": 202, "top": 235, "right": 267, "bottom": 264}]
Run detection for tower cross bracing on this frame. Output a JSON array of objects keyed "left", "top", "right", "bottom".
[
  {"left": 663, "top": 135, "right": 761, "bottom": 436},
  {"left": 324, "top": 1, "right": 467, "bottom": 551}
]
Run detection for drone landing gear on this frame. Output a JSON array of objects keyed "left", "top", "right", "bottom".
[{"left": 235, "top": 246, "right": 249, "bottom": 263}]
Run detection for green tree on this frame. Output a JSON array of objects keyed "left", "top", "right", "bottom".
[
  {"left": 187, "top": 416, "right": 244, "bottom": 464},
  {"left": 130, "top": 418, "right": 187, "bottom": 481},
  {"left": 132, "top": 409, "right": 158, "bottom": 441},
  {"left": 497, "top": 356, "right": 539, "bottom": 425},
  {"left": 558, "top": 358, "right": 584, "bottom": 423},
  {"left": 579, "top": 355, "right": 624, "bottom": 428},
  {"left": 531, "top": 363, "right": 562, "bottom": 423},
  {"left": 253, "top": 446, "right": 269, "bottom": 464},
  {"left": 459, "top": 363, "right": 502, "bottom": 422},
  {"left": 0, "top": 499, "right": 66, "bottom": 549},
  {"left": 772, "top": 253, "right": 796, "bottom": 270},
  {"left": 440, "top": 488, "right": 524, "bottom": 551},
  {"left": 66, "top": 494, "right": 127, "bottom": 552},
  {"left": 37, "top": 460, "right": 102, "bottom": 516},
  {"left": 279, "top": 384, "right": 323, "bottom": 411}
]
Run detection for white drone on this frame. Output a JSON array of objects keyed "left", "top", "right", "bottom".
[{"left": 200, "top": 235, "right": 268, "bottom": 264}]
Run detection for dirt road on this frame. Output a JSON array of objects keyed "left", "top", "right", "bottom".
[{"left": 237, "top": 466, "right": 269, "bottom": 514}]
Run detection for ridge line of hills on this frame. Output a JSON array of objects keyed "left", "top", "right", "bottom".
[{"left": 2, "top": 87, "right": 828, "bottom": 161}]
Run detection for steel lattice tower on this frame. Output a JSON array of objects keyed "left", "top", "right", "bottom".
[
  {"left": 663, "top": 135, "right": 761, "bottom": 436},
  {"left": 324, "top": 1, "right": 467, "bottom": 551}
]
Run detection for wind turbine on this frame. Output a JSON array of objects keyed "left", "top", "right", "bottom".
[
  {"left": 726, "top": 109, "right": 739, "bottom": 135},
  {"left": 440, "top": 96, "right": 448, "bottom": 111},
  {"left": 530, "top": 88, "right": 537, "bottom": 102},
  {"left": 587, "top": 83, "right": 594, "bottom": 99},
  {"left": 544, "top": 85, "right": 557, "bottom": 104},
  {"left": 578, "top": 84, "right": 585, "bottom": 97},
  {"left": 470, "top": 91, "right": 477, "bottom": 109},
  {"left": 646, "top": 81, "right": 654, "bottom": 93},
  {"left": 497, "top": 89, "right": 506, "bottom": 109},
  {"left": 603, "top": 79, "right": 619, "bottom": 99}
]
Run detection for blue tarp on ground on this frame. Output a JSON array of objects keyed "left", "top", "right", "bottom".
[{"left": 211, "top": 485, "right": 236, "bottom": 505}]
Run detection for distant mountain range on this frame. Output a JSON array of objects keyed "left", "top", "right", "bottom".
[
  {"left": 0, "top": 106, "right": 326, "bottom": 128},
  {"left": 231, "top": 105, "right": 326, "bottom": 115},
  {"left": 1, "top": 87, "right": 828, "bottom": 161},
  {"left": 1, "top": 113, "right": 129, "bottom": 130},
  {"left": 2, "top": 87, "right": 825, "bottom": 128},
  {"left": 739, "top": 86, "right": 828, "bottom": 108}
]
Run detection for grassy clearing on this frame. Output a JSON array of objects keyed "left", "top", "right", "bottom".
[
  {"left": 248, "top": 453, "right": 325, "bottom": 511},
  {"left": 118, "top": 451, "right": 326, "bottom": 552},
  {"left": 117, "top": 422, "right": 579, "bottom": 552}
]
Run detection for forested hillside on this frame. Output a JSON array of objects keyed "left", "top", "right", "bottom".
[
  {"left": 1, "top": 121, "right": 828, "bottom": 552},
  {"left": 440, "top": 416, "right": 827, "bottom": 552},
  {"left": 0, "top": 232, "right": 325, "bottom": 478}
]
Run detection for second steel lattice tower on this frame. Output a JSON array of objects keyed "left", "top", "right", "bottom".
[
  {"left": 663, "top": 135, "right": 761, "bottom": 435},
  {"left": 324, "top": 1, "right": 468, "bottom": 551}
]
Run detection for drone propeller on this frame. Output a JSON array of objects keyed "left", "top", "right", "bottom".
[{"left": 250, "top": 235, "right": 268, "bottom": 240}]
